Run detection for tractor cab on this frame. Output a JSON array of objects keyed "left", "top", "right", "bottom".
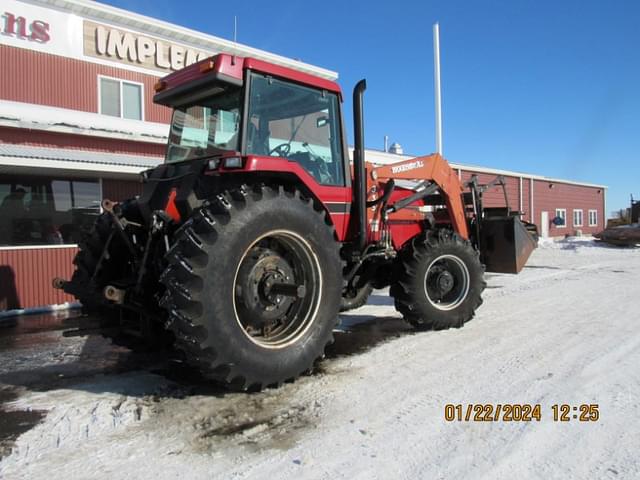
[{"left": 155, "top": 54, "right": 348, "bottom": 188}]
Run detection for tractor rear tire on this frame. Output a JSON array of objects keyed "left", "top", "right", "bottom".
[
  {"left": 67, "top": 212, "right": 114, "bottom": 312},
  {"left": 66, "top": 202, "right": 169, "bottom": 351},
  {"left": 160, "top": 185, "right": 342, "bottom": 390},
  {"left": 391, "top": 229, "right": 485, "bottom": 330}
]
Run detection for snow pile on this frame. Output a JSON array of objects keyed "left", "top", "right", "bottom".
[
  {"left": 537, "top": 235, "right": 596, "bottom": 249},
  {"left": 535, "top": 235, "right": 631, "bottom": 252}
]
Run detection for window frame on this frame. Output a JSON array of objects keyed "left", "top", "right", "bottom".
[
  {"left": 555, "top": 208, "right": 567, "bottom": 228},
  {"left": 97, "top": 75, "right": 145, "bottom": 121},
  {"left": 573, "top": 209, "right": 583, "bottom": 227},
  {"left": 588, "top": 209, "right": 598, "bottom": 227}
]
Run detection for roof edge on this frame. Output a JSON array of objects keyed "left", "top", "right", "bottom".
[
  {"left": 352, "top": 148, "right": 608, "bottom": 190},
  {"left": 22, "top": 0, "right": 338, "bottom": 80}
]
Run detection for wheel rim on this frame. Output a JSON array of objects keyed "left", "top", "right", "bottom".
[
  {"left": 423, "top": 254, "right": 470, "bottom": 311},
  {"left": 233, "top": 230, "right": 322, "bottom": 349}
]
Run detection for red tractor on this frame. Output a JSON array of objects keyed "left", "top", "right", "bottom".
[{"left": 56, "top": 54, "right": 536, "bottom": 390}]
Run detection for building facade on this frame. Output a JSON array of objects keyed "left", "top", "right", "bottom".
[{"left": 0, "top": 0, "right": 606, "bottom": 314}]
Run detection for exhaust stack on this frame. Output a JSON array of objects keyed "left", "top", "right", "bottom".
[{"left": 353, "top": 79, "right": 367, "bottom": 254}]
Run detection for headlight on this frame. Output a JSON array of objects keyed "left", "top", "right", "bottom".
[{"left": 223, "top": 156, "right": 243, "bottom": 168}]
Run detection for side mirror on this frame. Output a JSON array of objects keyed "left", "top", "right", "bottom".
[{"left": 316, "top": 116, "right": 329, "bottom": 128}]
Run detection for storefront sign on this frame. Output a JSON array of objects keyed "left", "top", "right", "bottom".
[
  {"left": 0, "top": 0, "right": 83, "bottom": 61},
  {"left": 1, "top": 11, "right": 50, "bottom": 43},
  {"left": 83, "top": 20, "right": 211, "bottom": 73},
  {"left": 1, "top": 0, "right": 327, "bottom": 79},
  {"left": 1, "top": 1, "right": 214, "bottom": 76}
]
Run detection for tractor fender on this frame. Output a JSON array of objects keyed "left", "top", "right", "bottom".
[{"left": 218, "top": 156, "right": 353, "bottom": 241}]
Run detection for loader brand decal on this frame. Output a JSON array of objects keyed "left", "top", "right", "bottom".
[
  {"left": 391, "top": 160, "right": 425, "bottom": 175},
  {"left": 83, "top": 20, "right": 211, "bottom": 73}
]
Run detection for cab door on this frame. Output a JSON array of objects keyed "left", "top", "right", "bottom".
[{"left": 245, "top": 72, "right": 352, "bottom": 239}]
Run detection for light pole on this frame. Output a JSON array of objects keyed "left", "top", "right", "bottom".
[{"left": 433, "top": 22, "right": 443, "bottom": 155}]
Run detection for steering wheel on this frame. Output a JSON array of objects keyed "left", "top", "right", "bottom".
[{"left": 269, "top": 143, "right": 291, "bottom": 157}]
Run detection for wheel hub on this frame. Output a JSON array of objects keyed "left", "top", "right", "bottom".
[
  {"left": 236, "top": 248, "right": 296, "bottom": 325},
  {"left": 436, "top": 270, "right": 454, "bottom": 294},
  {"left": 233, "top": 232, "right": 322, "bottom": 348},
  {"left": 424, "top": 254, "right": 471, "bottom": 311}
]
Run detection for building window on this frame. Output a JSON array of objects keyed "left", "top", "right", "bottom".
[
  {"left": 99, "top": 76, "right": 143, "bottom": 120},
  {"left": 0, "top": 175, "right": 101, "bottom": 247},
  {"left": 589, "top": 209, "right": 598, "bottom": 227},
  {"left": 573, "top": 209, "right": 583, "bottom": 227},
  {"left": 555, "top": 208, "right": 567, "bottom": 227}
]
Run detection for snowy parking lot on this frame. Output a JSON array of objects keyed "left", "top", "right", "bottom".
[{"left": 0, "top": 238, "right": 639, "bottom": 479}]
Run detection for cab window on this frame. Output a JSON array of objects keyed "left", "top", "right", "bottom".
[
  {"left": 166, "top": 88, "right": 242, "bottom": 163},
  {"left": 246, "top": 73, "right": 344, "bottom": 186}
]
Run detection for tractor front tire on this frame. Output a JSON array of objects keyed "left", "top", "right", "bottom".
[
  {"left": 391, "top": 229, "right": 485, "bottom": 330},
  {"left": 160, "top": 185, "right": 342, "bottom": 390}
]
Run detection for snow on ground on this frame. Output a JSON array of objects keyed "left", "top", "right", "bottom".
[{"left": 1, "top": 238, "right": 639, "bottom": 479}]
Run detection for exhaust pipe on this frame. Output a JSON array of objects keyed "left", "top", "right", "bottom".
[{"left": 353, "top": 79, "right": 367, "bottom": 254}]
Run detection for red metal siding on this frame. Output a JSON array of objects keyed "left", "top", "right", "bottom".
[
  {"left": 533, "top": 180, "right": 604, "bottom": 236},
  {"left": 521, "top": 178, "right": 531, "bottom": 222},
  {"left": 460, "top": 170, "right": 521, "bottom": 213},
  {"left": 0, "top": 126, "right": 165, "bottom": 157},
  {"left": 457, "top": 169, "right": 603, "bottom": 235},
  {"left": 0, "top": 247, "right": 77, "bottom": 310},
  {"left": 0, "top": 45, "right": 172, "bottom": 124},
  {"left": 102, "top": 178, "right": 144, "bottom": 202}
]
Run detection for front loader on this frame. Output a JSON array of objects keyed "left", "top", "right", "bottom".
[{"left": 55, "top": 54, "right": 536, "bottom": 390}]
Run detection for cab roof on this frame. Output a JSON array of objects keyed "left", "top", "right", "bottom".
[{"left": 155, "top": 54, "right": 342, "bottom": 105}]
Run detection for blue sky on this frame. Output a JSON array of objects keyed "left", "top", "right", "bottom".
[{"left": 104, "top": 0, "right": 639, "bottom": 214}]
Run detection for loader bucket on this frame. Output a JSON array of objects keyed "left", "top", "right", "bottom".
[{"left": 480, "top": 216, "right": 537, "bottom": 274}]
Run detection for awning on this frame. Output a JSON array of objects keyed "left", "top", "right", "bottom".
[
  {"left": 0, "top": 144, "right": 163, "bottom": 176},
  {"left": 0, "top": 100, "right": 169, "bottom": 144}
]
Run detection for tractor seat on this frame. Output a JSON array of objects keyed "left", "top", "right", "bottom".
[
  {"left": 246, "top": 122, "right": 269, "bottom": 156},
  {"left": 288, "top": 151, "right": 327, "bottom": 184}
]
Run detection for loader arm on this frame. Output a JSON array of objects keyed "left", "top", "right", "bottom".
[{"left": 370, "top": 153, "right": 470, "bottom": 239}]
